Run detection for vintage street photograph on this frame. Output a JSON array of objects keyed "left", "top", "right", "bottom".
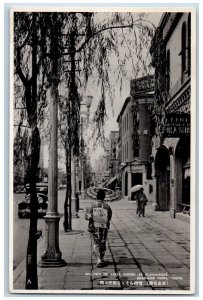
[{"left": 10, "top": 7, "right": 196, "bottom": 294}]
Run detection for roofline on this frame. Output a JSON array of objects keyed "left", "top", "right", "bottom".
[
  {"left": 150, "top": 12, "right": 183, "bottom": 52},
  {"left": 158, "top": 12, "right": 169, "bottom": 29},
  {"left": 116, "top": 96, "right": 131, "bottom": 123},
  {"left": 117, "top": 74, "right": 155, "bottom": 123}
]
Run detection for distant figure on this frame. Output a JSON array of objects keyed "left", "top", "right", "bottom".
[
  {"left": 85, "top": 189, "right": 112, "bottom": 267},
  {"left": 136, "top": 188, "right": 148, "bottom": 217}
]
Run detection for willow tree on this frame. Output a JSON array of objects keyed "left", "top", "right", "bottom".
[
  {"left": 13, "top": 12, "right": 55, "bottom": 289},
  {"left": 57, "top": 12, "right": 155, "bottom": 229},
  {"left": 64, "top": 12, "right": 155, "bottom": 143},
  {"left": 58, "top": 12, "right": 156, "bottom": 148}
]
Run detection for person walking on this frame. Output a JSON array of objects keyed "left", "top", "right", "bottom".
[
  {"left": 85, "top": 189, "right": 112, "bottom": 267},
  {"left": 136, "top": 188, "right": 148, "bottom": 217}
]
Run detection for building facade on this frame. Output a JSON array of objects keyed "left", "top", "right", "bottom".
[
  {"left": 94, "top": 154, "right": 111, "bottom": 185},
  {"left": 150, "top": 12, "right": 191, "bottom": 217},
  {"left": 105, "top": 131, "right": 119, "bottom": 189},
  {"left": 117, "top": 75, "right": 154, "bottom": 201}
]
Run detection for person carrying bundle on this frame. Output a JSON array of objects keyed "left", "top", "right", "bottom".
[{"left": 85, "top": 189, "right": 112, "bottom": 267}]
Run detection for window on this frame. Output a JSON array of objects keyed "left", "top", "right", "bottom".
[
  {"left": 181, "top": 22, "right": 187, "bottom": 82},
  {"left": 166, "top": 50, "right": 170, "bottom": 92}
]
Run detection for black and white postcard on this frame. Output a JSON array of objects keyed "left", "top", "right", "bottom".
[{"left": 10, "top": 6, "right": 196, "bottom": 294}]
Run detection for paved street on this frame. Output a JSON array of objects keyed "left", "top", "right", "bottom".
[{"left": 12, "top": 197, "right": 191, "bottom": 293}]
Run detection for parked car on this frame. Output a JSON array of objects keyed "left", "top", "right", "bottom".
[{"left": 18, "top": 183, "right": 48, "bottom": 218}]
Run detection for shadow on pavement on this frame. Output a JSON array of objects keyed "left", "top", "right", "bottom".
[{"left": 62, "top": 230, "right": 85, "bottom": 235}]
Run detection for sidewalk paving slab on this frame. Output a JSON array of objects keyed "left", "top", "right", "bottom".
[{"left": 12, "top": 199, "right": 191, "bottom": 293}]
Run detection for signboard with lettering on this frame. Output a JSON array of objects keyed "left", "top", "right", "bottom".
[
  {"left": 164, "top": 113, "right": 190, "bottom": 137},
  {"left": 130, "top": 75, "right": 154, "bottom": 96}
]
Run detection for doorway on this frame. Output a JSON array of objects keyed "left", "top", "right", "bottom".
[
  {"left": 155, "top": 145, "right": 170, "bottom": 211},
  {"left": 175, "top": 137, "right": 190, "bottom": 209},
  {"left": 132, "top": 173, "right": 143, "bottom": 187}
]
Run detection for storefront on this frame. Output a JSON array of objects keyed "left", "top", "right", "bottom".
[
  {"left": 151, "top": 114, "right": 190, "bottom": 217},
  {"left": 121, "top": 160, "right": 153, "bottom": 201}
]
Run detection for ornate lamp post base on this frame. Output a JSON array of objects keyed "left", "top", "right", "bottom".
[
  {"left": 40, "top": 258, "right": 66, "bottom": 268},
  {"left": 40, "top": 214, "right": 66, "bottom": 268}
]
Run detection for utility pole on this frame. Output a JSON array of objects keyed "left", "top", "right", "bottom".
[
  {"left": 80, "top": 96, "right": 93, "bottom": 200},
  {"left": 81, "top": 155, "right": 85, "bottom": 199},
  {"left": 80, "top": 119, "right": 85, "bottom": 200},
  {"left": 68, "top": 14, "right": 80, "bottom": 218},
  {"left": 40, "top": 13, "right": 66, "bottom": 267},
  {"left": 62, "top": 13, "right": 82, "bottom": 229},
  {"left": 71, "top": 150, "right": 79, "bottom": 218}
]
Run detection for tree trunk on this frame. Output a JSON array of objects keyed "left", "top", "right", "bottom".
[
  {"left": 25, "top": 13, "right": 39, "bottom": 290},
  {"left": 63, "top": 149, "right": 72, "bottom": 231},
  {"left": 25, "top": 127, "right": 40, "bottom": 289},
  {"left": 63, "top": 182, "right": 69, "bottom": 232},
  {"left": 68, "top": 148, "right": 72, "bottom": 230}
]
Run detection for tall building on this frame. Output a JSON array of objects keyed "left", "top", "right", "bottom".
[
  {"left": 93, "top": 132, "right": 119, "bottom": 188},
  {"left": 109, "top": 131, "right": 119, "bottom": 176},
  {"left": 149, "top": 12, "right": 192, "bottom": 218},
  {"left": 117, "top": 75, "right": 154, "bottom": 200},
  {"left": 105, "top": 131, "right": 119, "bottom": 189},
  {"left": 94, "top": 154, "right": 110, "bottom": 185},
  {"left": 104, "top": 136, "right": 111, "bottom": 154}
]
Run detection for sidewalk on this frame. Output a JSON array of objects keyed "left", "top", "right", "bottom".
[{"left": 13, "top": 199, "right": 191, "bottom": 293}]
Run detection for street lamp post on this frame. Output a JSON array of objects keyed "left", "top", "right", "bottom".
[
  {"left": 40, "top": 87, "right": 66, "bottom": 267},
  {"left": 40, "top": 14, "right": 66, "bottom": 267}
]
